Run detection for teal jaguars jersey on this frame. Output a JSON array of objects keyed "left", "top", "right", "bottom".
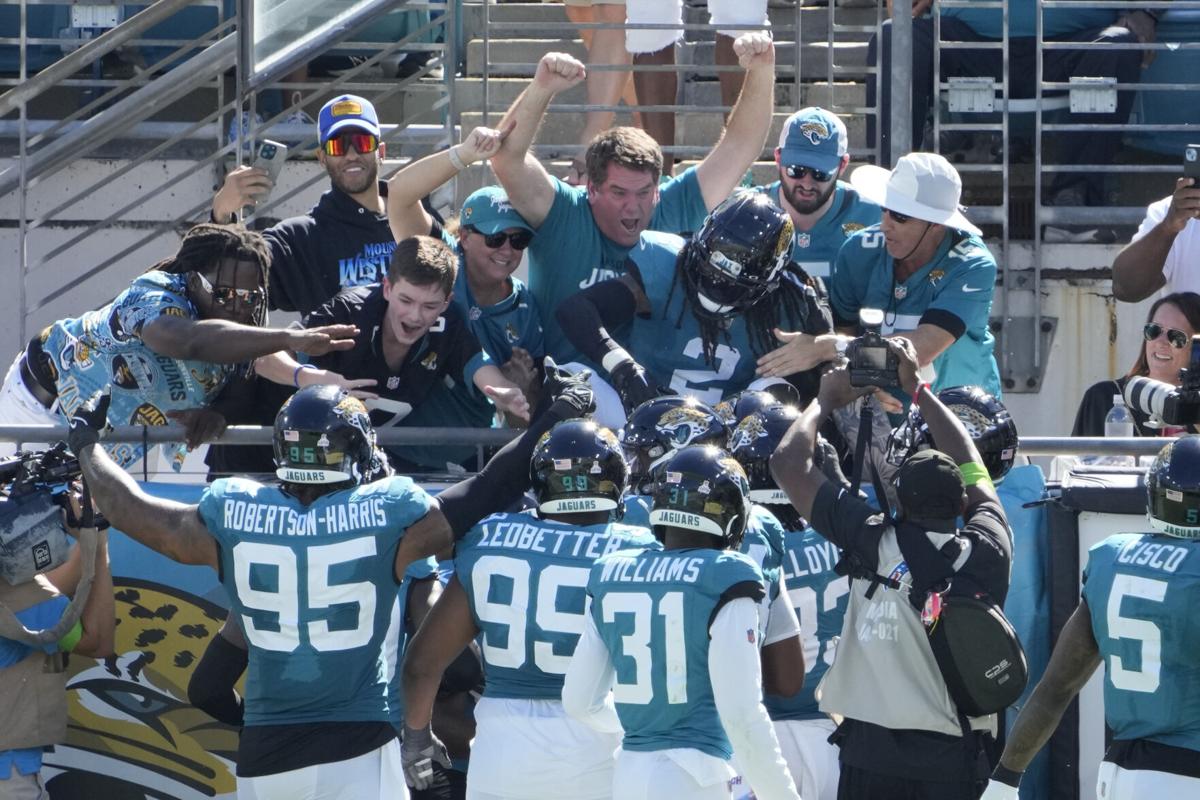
[
  {"left": 1082, "top": 533, "right": 1200, "bottom": 751},
  {"left": 40, "top": 271, "right": 234, "bottom": 467},
  {"left": 765, "top": 525, "right": 849, "bottom": 721},
  {"left": 588, "top": 547, "right": 766, "bottom": 759},
  {"left": 830, "top": 226, "right": 1001, "bottom": 399},
  {"left": 757, "top": 181, "right": 881, "bottom": 281},
  {"left": 529, "top": 169, "right": 707, "bottom": 364},
  {"left": 197, "top": 475, "right": 434, "bottom": 727},
  {"left": 628, "top": 230, "right": 786, "bottom": 406},
  {"left": 457, "top": 514, "right": 658, "bottom": 699},
  {"left": 449, "top": 242, "right": 546, "bottom": 365}
]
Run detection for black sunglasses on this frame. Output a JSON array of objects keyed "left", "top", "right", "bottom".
[
  {"left": 884, "top": 207, "right": 914, "bottom": 224},
  {"left": 468, "top": 227, "right": 533, "bottom": 251},
  {"left": 197, "top": 272, "right": 265, "bottom": 309},
  {"left": 1144, "top": 322, "right": 1190, "bottom": 349},
  {"left": 784, "top": 164, "right": 834, "bottom": 182}
]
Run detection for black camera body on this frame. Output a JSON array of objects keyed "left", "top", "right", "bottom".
[
  {"left": 847, "top": 308, "right": 901, "bottom": 389},
  {"left": 0, "top": 443, "right": 88, "bottom": 586}
]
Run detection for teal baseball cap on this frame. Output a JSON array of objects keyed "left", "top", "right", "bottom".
[
  {"left": 460, "top": 186, "right": 534, "bottom": 235},
  {"left": 777, "top": 107, "right": 848, "bottom": 174}
]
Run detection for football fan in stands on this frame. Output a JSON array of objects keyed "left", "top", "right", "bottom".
[
  {"left": 563, "top": 444, "right": 801, "bottom": 800},
  {"left": 487, "top": 35, "right": 776, "bottom": 364},
  {"left": 868, "top": 0, "right": 1149, "bottom": 209},
  {"left": 758, "top": 152, "right": 1001, "bottom": 402},
  {"left": 1073, "top": 291, "right": 1200, "bottom": 437},
  {"left": 981, "top": 435, "right": 1200, "bottom": 800},
  {"left": 0, "top": 224, "right": 357, "bottom": 468},
  {"left": 622, "top": 0, "right": 769, "bottom": 166},
  {"left": 751, "top": 107, "right": 881, "bottom": 296},
  {"left": 400, "top": 419, "right": 660, "bottom": 800},
  {"left": 1111, "top": 178, "right": 1200, "bottom": 302},
  {"left": 387, "top": 126, "right": 545, "bottom": 468},
  {"left": 254, "top": 236, "right": 531, "bottom": 474},
  {"left": 771, "top": 340, "right": 1014, "bottom": 799},
  {"left": 555, "top": 191, "right": 831, "bottom": 428}
]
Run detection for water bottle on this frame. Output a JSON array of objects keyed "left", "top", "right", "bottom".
[{"left": 1102, "top": 394, "right": 1136, "bottom": 466}]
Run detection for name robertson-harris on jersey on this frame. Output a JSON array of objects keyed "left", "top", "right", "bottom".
[{"left": 221, "top": 496, "right": 388, "bottom": 537}]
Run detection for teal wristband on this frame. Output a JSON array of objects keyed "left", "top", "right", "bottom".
[{"left": 958, "top": 461, "right": 993, "bottom": 489}]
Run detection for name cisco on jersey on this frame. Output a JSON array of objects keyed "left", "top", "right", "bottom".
[
  {"left": 476, "top": 520, "right": 628, "bottom": 560},
  {"left": 599, "top": 554, "right": 704, "bottom": 584},
  {"left": 222, "top": 497, "right": 387, "bottom": 537},
  {"left": 1116, "top": 538, "right": 1192, "bottom": 573}
]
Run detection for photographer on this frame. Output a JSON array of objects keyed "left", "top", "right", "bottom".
[
  {"left": 0, "top": 480, "right": 114, "bottom": 798},
  {"left": 770, "top": 338, "right": 1014, "bottom": 799}
]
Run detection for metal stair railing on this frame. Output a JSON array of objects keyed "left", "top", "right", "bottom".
[{"left": 6, "top": 0, "right": 457, "bottom": 345}]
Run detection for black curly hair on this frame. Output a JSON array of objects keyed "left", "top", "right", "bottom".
[{"left": 149, "top": 223, "right": 271, "bottom": 327}]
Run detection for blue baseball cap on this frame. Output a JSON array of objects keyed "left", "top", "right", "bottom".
[
  {"left": 317, "top": 94, "right": 381, "bottom": 144},
  {"left": 777, "top": 107, "right": 848, "bottom": 174},
  {"left": 460, "top": 186, "right": 534, "bottom": 235}
]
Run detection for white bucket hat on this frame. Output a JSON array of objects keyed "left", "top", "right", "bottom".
[{"left": 850, "top": 152, "right": 981, "bottom": 236}]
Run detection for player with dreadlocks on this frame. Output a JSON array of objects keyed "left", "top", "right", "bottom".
[
  {"left": 0, "top": 223, "right": 360, "bottom": 467},
  {"left": 556, "top": 191, "right": 831, "bottom": 424}
]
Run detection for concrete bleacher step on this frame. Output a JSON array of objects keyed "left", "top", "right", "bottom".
[
  {"left": 458, "top": 109, "right": 867, "bottom": 154},
  {"left": 451, "top": 77, "right": 865, "bottom": 115},
  {"left": 462, "top": 2, "right": 880, "bottom": 44},
  {"left": 466, "top": 38, "right": 870, "bottom": 78}
]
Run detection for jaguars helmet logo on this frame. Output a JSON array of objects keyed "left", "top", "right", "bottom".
[
  {"left": 728, "top": 414, "right": 768, "bottom": 453},
  {"left": 597, "top": 426, "right": 621, "bottom": 450},
  {"left": 656, "top": 407, "right": 715, "bottom": 447},
  {"left": 842, "top": 222, "right": 866, "bottom": 237},
  {"left": 333, "top": 394, "right": 374, "bottom": 444},
  {"left": 799, "top": 121, "right": 831, "bottom": 146},
  {"left": 718, "top": 456, "right": 751, "bottom": 492}
]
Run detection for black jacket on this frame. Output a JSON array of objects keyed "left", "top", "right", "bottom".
[{"left": 265, "top": 181, "right": 397, "bottom": 315}]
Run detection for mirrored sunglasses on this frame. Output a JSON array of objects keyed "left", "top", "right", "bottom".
[
  {"left": 322, "top": 131, "right": 379, "bottom": 157},
  {"left": 197, "top": 272, "right": 265, "bottom": 309},
  {"left": 1143, "top": 322, "right": 1190, "bottom": 349},
  {"left": 784, "top": 164, "right": 834, "bottom": 182}
]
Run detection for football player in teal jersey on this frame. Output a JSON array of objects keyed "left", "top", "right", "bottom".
[
  {"left": 400, "top": 418, "right": 659, "bottom": 799},
  {"left": 618, "top": 396, "right": 803, "bottom": 703},
  {"left": 563, "top": 445, "right": 800, "bottom": 800},
  {"left": 982, "top": 436, "right": 1200, "bottom": 800},
  {"left": 70, "top": 384, "right": 453, "bottom": 800},
  {"left": 556, "top": 191, "right": 832, "bottom": 423},
  {"left": 754, "top": 108, "right": 881, "bottom": 296},
  {"left": 730, "top": 404, "right": 850, "bottom": 800},
  {"left": 757, "top": 152, "right": 1001, "bottom": 402}
]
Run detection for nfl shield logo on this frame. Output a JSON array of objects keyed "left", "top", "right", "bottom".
[
  {"left": 387, "top": 376, "right": 400, "bottom": 390},
  {"left": 795, "top": 232, "right": 811, "bottom": 249}
]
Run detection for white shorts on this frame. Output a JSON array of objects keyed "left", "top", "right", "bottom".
[
  {"left": 236, "top": 738, "right": 407, "bottom": 800},
  {"left": 624, "top": 0, "right": 769, "bottom": 55},
  {"left": 0, "top": 352, "right": 61, "bottom": 459},
  {"left": 466, "top": 697, "right": 619, "bottom": 800},
  {"left": 614, "top": 748, "right": 734, "bottom": 800},
  {"left": 774, "top": 718, "right": 839, "bottom": 800},
  {"left": 1096, "top": 760, "right": 1200, "bottom": 800}
]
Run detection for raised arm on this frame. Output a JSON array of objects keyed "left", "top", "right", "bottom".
[
  {"left": 69, "top": 393, "right": 219, "bottom": 568},
  {"left": 1111, "top": 179, "right": 1200, "bottom": 302},
  {"left": 695, "top": 32, "right": 776, "bottom": 211},
  {"left": 490, "top": 52, "right": 587, "bottom": 227},
  {"left": 388, "top": 125, "right": 512, "bottom": 242},
  {"left": 140, "top": 315, "right": 359, "bottom": 365}
]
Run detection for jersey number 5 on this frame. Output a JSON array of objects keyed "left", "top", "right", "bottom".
[{"left": 1106, "top": 573, "right": 1168, "bottom": 693}]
